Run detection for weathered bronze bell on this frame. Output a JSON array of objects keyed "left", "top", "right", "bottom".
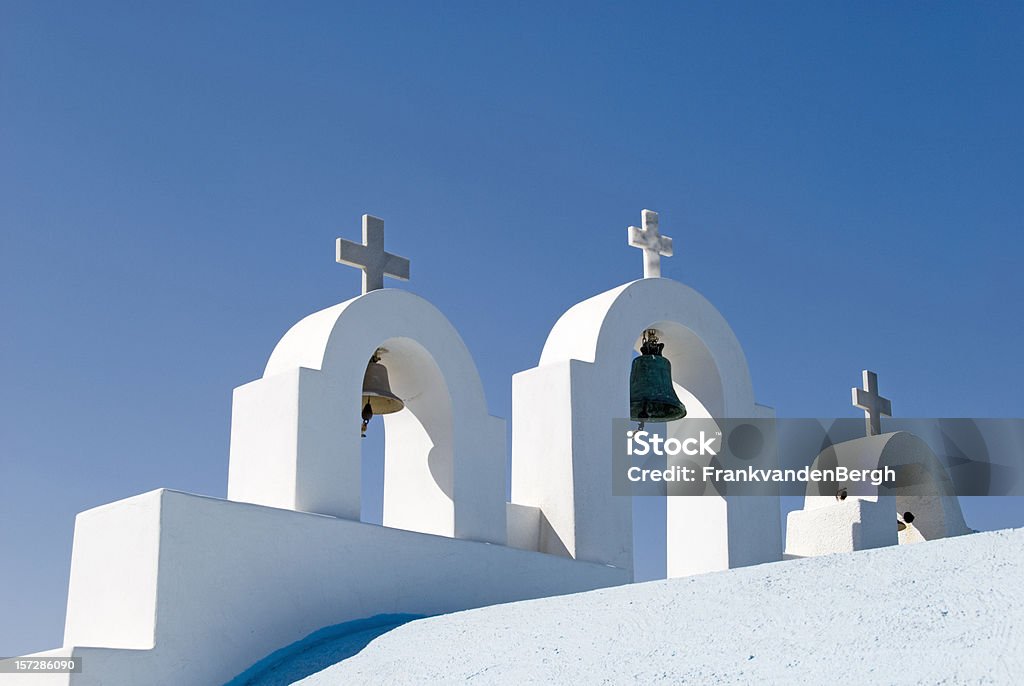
[
  {"left": 361, "top": 350, "right": 404, "bottom": 437},
  {"left": 629, "top": 330, "right": 687, "bottom": 426}
]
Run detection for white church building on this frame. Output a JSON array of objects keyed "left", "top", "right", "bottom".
[{"left": 3, "top": 210, "right": 970, "bottom": 685}]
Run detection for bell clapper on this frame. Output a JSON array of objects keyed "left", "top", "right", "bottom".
[{"left": 360, "top": 402, "right": 373, "bottom": 438}]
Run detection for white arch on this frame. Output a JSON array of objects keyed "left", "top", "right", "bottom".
[
  {"left": 800, "top": 432, "right": 970, "bottom": 543},
  {"left": 229, "top": 289, "right": 506, "bottom": 544},
  {"left": 512, "top": 279, "right": 780, "bottom": 577},
  {"left": 539, "top": 279, "right": 755, "bottom": 417}
]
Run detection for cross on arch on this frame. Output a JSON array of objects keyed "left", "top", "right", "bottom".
[
  {"left": 336, "top": 214, "right": 410, "bottom": 294},
  {"left": 852, "top": 369, "right": 892, "bottom": 437},
  {"left": 627, "top": 209, "right": 673, "bottom": 278}
]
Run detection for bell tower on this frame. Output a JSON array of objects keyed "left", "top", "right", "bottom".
[
  {"left": 227, "top": 214, "right": 507, "bottom": 543},
  {"left": 509, "top": 210, "right": 782, "bottom": 577}
]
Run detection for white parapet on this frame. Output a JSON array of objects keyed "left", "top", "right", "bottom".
[{"left": 8, "top": 489, "right": 627, "bottom": 686}]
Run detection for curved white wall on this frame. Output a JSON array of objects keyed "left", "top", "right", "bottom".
[{"left": 229, "top": 288, "right": 506, "bottom": 544}]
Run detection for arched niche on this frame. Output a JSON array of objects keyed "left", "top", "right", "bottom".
[
  {"left": 512, "top": 278, "right": 780, "bottom": 577},
  {"left": 228, "top": 289, "right": 507, "bottom": 545}
]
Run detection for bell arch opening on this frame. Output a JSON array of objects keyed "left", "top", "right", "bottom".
[
  {"left": 357, "top": 336, "right": 455, "bottom": 537},
  {"left": 627, "top": 322, "right": 727, "bottom": 581},
  {"left": 359, "top": 427, "right": 387, "bottom": 524}
]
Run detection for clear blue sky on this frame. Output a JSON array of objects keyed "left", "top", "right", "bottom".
[{"left": 2, "top": 1, "right": 1022, "bottom": 657}]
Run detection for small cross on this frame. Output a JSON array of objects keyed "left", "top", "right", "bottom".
[
  {"left": 336, "top": 214, "right": 410, "bottom": 294},
  {"left": 627, "top": 209, "right": 673, "bottom": 278},
  {"left": 851, "top": 370, "right": 892, "bottom": 437}
]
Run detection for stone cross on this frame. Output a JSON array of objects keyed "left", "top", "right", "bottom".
[
  {"left": 627, "top": 209, "right": 673, "bottom": 278},
  {"left": 852, "top": 370, "right": 892, "bottom": 437},
  {"left": 336, "top": 214, "right": 410, "bottom": 294}
]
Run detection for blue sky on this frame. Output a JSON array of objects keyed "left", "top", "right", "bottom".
[{"left": 1, "top": 1, "right": 1022, "bottom": 656}]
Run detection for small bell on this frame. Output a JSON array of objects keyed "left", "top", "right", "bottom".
[
  {"left": 629, "top": 330, "right": 687, "bottom": 429},
  {"left": 360, "top": 349, "right": 404, "bottom": 437}
]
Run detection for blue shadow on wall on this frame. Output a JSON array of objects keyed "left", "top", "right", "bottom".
[{"left": 224, "top": 613, "right": 425, "bottom": 686}]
